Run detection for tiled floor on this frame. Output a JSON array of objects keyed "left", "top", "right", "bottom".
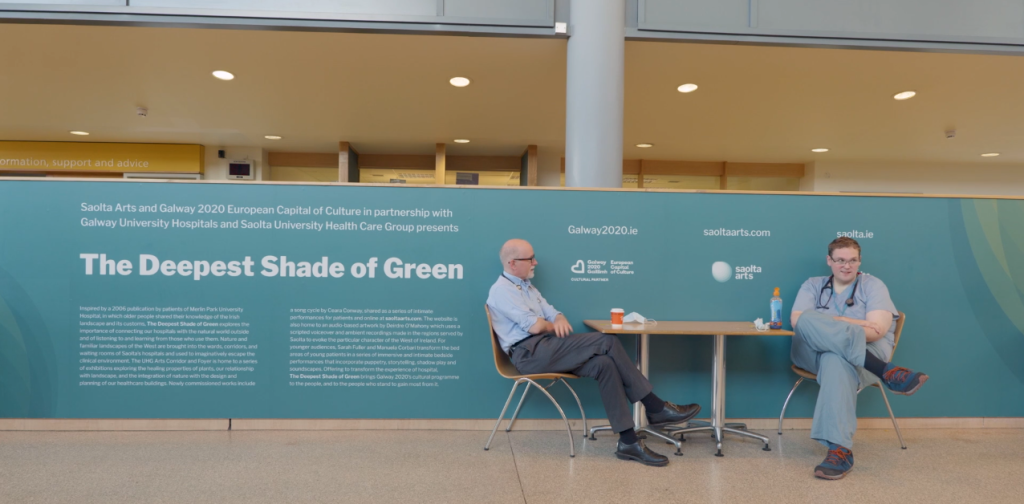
[{"left": 1, "top": 428, "right": 1021, "bottom": 503}]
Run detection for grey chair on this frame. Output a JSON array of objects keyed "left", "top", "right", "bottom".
[
  {"left": 483, "top": 305, "right": 587, "bottom": 457},
  {"left": 778, "top": 311, "right": 907, "bottom": 449}
]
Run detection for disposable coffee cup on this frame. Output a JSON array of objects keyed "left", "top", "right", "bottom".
[{"left": 611, "top": 308, "right": 624, "bottom": 326}]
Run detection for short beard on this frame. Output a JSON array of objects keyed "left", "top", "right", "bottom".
[{"left": 528, "top": 269, "right": 535, "bottom": 279}]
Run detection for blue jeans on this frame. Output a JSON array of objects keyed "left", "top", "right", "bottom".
[{"left": 791, "top": 311, "right": 892, "bottom": 448}]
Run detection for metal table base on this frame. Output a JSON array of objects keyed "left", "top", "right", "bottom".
[
  {"left": 663, "top": 334, "right": 771, "bottom": 456},
  {"left": 588, "top": 333, "right": 772, "bottom": 457}
]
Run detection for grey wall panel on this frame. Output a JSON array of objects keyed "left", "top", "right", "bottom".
[
  {"left": 758, "top": 0, "right": 1024, "bottom": 41},
  {"left": 443, "top": 0, "right": 552, "bottom": 23},
  {"left": 10, "top": 1, "right": 555, "bottom": 27},
  {"left": 129, "top": 0, "right": 438, "bottom": 17},
  {"left": 0, "top": 1, "right": 125, "bottom": 5},
  {"left": 639, "top": 0, "right": 750, "bottom": 30},
  {"left": 638, "top": 0, "right": 1024, "bottom": 44}
]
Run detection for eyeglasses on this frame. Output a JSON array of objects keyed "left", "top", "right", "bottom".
[
  {"left": 829, "top": 257, "right": 860, "bottom": 266},
  {"left": 511, "top": 255, "right": 536, "bottom": 263}
]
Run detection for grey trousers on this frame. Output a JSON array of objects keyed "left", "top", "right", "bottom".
[
  {"left": 791, "top": 310, "right": 891, "bottom": 448},
  {"left": 511, "top": 332, "right": 653, "bottom": 433}
]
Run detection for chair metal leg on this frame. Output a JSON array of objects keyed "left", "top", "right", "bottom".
[
  {"left": 560, "top": 378, "right": 588, "bottom": 438},
  {"left": 522, "top": 378, "right": 575, "bottom": 457},
  {"left": 778, "top": 377, "right": 804, "bottom": 434},
  {"left": 505, "top": 382, "right": 532, "bottom": 432},
  {"left": 877, "top": 384, "right": 907, "bottom": 449},
  {"left": 588, "top": 425, "right": 613, "bottom": 440},
  {"left": 485, "top": 381, "right": 521, "bottom": 451}
]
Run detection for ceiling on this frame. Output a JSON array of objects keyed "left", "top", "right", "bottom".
[
  {"left": 2, "top": 22, "right": 1024, "bottom": 164},
  {"left": 0, "top": 24, "right": 566, "bottom": 157}
]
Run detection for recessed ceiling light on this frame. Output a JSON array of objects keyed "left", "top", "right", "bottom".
[
  {"left": 636, "top": 143, "right": 653, "bottom": 148},
  {"left": 70, "top": 131, "right": 89, "bottom": 136},
  {"left": 981, "top": 152, "right": 1000, "bottom": 157},
  {"left": 677, "top": 83, "right": 698, "bottom": 93},
  {"left": 264, "top": 135, "right": 282, "bottom": 140},
  {"left": 811, "top": 148, "right": 829, "bottom": 153},
  {"left": 893, "top": 90, "right": 916, "bottom": 100},
  {"left": 453, "top": 139, "right": 470, "bottom": 143},
  {"left": 212, "top": 70, "right": 235, "bottom": 81},
  {"left": 449, "top": 77, "right": 471, "bottom": 87}
]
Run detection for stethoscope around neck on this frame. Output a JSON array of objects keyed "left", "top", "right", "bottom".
[{"left": 817, "top": 272, "right": 861, "bottom": 310}]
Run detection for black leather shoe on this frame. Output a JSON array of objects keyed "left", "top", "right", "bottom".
[
  {"left": 646, "top": 402, "right": 701, "bottom": 427},
  {"left": 615, "top": 439, "right": 669, "bottom": 467}
]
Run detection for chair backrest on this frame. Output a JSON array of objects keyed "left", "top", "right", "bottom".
[
  {"left": 485, "top": 305, "right": 522, "bottom": 379},
  {"left": 889, "top": 311, "right": 906, "bottom": 362}
]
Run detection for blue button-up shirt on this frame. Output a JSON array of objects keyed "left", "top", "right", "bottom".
[{"left": 486, "top": 273, "right": 561, "bottom": 353}]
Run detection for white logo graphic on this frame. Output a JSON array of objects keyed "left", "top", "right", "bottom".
[
  {"left": 734, "top": 265, "right": 762, "bottom": 280},
  {"left": 571, "top": 260, "right": 585, "bottom": 273},
  {"left": 712, "top": 261, "right": 731, "bottom": 283},
  {"left": 713, "top": 261, "right": 763, "bottom": 281}
]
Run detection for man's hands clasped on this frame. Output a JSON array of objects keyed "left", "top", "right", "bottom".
[
  {"left": 552, "top": 314, "right": 573, "bottom": 338},
  {"left": 528, "top": 314, "right": 574, "bottom": 338}
]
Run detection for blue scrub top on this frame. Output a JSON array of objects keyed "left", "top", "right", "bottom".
[{"left": 792, "top": 272, "right": 899, "bottom": 356}]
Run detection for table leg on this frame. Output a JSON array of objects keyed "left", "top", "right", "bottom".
[
  {"left": 668, "top": 334, "right": 770, "bottom": 455},
  {"left": 634, "top": 333, "right": 648, "bottom": 428},
  {"left": 712, "top": 333, "right": 726, "bottom": 455},
  {"left": 632, "top": 333, "right": 686, "bottom": 455}
]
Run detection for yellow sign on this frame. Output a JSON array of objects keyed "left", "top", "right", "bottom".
[{"left": 0, "top": 141, "right": 204, "bottom": 173}]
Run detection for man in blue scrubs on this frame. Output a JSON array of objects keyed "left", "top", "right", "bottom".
[
  {"left": 487, "top": 239, "right": 701, "bottom": 466},
  {"left": 791, "top": 237, "right": 928, "bottom": 480}
]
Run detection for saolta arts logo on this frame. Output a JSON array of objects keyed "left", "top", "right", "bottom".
[{"left": 711, "top": 261, "right": 762, "bottom": 282}]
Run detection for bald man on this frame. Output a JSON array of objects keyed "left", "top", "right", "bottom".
[{"left": 486, "top": 239, "right": 700, "bottom": 466}]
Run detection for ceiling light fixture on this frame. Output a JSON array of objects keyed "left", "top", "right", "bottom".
[
  {"left": 981, "top": 152, "right": 1000, "bottom": 157},
  {"left": 212, "top": 70, "right": 235, "bottom": 81},
  {"left": 453, "top": 139, "right": 470, "bottom": 143},
  {"left": 893, "top": 90, "right": 916, "bottom": 101},
  {"left": 811, "top": 148, "right": 829, "bottom": 153},
  {"left": 70, "top": 131, "right": 89, "bottom": 136},
  {"left": 264, "top": 135, "right": 282, "bottom": 140},
  {"left": 636, "top": 143, "right": 653, "bottom": 148},
  {"left": 677, "top": 83, "right": 698, "bottom": 93},
  {"left": 449, "top": 77, "right": 471, "bottom": 87}
]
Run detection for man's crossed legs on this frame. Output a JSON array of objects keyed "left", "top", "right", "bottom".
[
  {"left": 792, "top": 311, "right": 928, "bottom": 480},
  {"left": 512, "top": 331, "right": 700, "bottom": 466}
]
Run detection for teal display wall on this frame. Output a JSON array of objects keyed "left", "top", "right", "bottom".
[{"left": 1, "top": 180, "right": 1022, "bottom": 420}]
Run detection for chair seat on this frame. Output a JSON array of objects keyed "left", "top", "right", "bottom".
[
  {"left": 499, "top": 371, "right": 579, "bottom": 381},
  {"left": 792, "top": 364, "right": 885, "bottom": 389},
  {"left": 485, "top": 304, "right": 586, "bottom": 458},
  {"left": 791, "top": 364, "right": 818, "bottom": 380}
]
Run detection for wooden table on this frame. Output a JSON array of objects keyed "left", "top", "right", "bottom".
[{"left": 584, "top": 320, "right": 794, "bottom": 456}]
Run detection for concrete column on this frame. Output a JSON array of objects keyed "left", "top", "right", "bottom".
[
  {"left": 565, "top": 0, "right": 625, "bottom": 188},
  {"left": 338, "top": 141, "right": 351, "bottom": 183},
  {"left": 435, "top": 143, "right": 446, "bottom": 185},
  {"left": 537, "top": 146, "right": 563, "bottom": 187}
]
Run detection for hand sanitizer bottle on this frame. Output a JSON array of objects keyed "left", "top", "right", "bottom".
[{"left": 770, "top": 287, "right": 783, "bottom": 330}]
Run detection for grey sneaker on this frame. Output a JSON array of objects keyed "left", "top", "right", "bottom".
[{"left": 814, "top": 445, "right": 854, "bottom": 480}]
